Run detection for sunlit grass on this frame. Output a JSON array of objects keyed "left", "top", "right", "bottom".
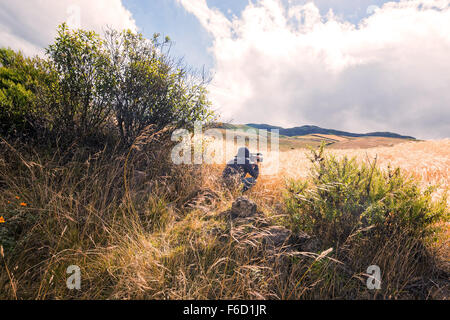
[{"left": 0, "top": 137, "right": 448, "bottom": 300}]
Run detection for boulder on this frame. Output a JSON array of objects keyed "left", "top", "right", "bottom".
[
  {"left": 230, "top": 197, "right": 258, "bottom": 218},
  {"left": 223, "top": 196, "right": 321, "bottom": 253},
  {"left": 260, "top": 226, "right": 293, "bottom": 248}
]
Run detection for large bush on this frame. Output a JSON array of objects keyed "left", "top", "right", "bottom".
[
  {"left": 45, "top": 24, "right": 114, "bottom": 140},
  {"left": 1, "top": 24, "right": 214, "bottom": 145},
  {"left": 105, "top": 30, "right": 213, "bottom": 144},
  {"left": 0, "top": 49, "right": 41, "bottom": 136},
  {"left": 283, "top": 146, "right": 448, "bottom": 298},
  {"left": 285, "top": 145, "right": 448, "bottom": 247}
]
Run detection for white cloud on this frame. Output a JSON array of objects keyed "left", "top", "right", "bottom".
[
  {"left": 179, "top": 0, "right": 450, "bottom": 139},
  {"left": 0, "top": 0, "right": 137, "bottom": 57}
]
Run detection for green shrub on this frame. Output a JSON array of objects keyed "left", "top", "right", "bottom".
[
  {"left": 0, "top": 48, "right": 39, "bottom": 136},
  {"left": 104, "top": 29, "right": 214, "bottom": 144},
  {"left": 1, "top": 24, "right": 214, "bottom": 146},
  {"left": 285, "top": 144, "right": 448, "bottom": 248},
  {"left": 44, "top": 24, "right": 115, "bottom": 140}
]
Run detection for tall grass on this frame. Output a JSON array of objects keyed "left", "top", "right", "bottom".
[{"left": 0, "top": 135, "right": 448, "bottom": 299}]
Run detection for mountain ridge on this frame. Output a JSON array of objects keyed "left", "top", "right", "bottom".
[{"left": 244, "top": 123, "right": 416, "bottom": 140}]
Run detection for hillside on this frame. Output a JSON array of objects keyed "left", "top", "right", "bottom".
[
  {"left": 245, "top": 123, "right": 416, "bottom": 139},
  {"left": 212, "top": 123, "right": 415, "bottom": 151}
]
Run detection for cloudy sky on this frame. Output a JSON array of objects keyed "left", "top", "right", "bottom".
[{"left": 0, "top": 0, "right": 449, "bottom": 139}]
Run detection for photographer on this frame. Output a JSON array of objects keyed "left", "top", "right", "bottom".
[{"left": 222, "top": 147, "right": 262, "bottom": 192}]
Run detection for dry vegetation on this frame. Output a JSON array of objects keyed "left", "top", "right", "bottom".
[
  {"left": 277, "top": 139, "right": 450, "bottom": 202},
  {"left": 2, "top": 23, "right": 447, "bottom": 301},
  {"left": 210, "top": 137, "right": 449, "bottom": 202},
  {"left": 0, "top": 134, "right": 448, "bottom": 300}
]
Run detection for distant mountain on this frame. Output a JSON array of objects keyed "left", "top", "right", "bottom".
[{"left": 245, "top": 124, "right": 416, "bottom": 140}]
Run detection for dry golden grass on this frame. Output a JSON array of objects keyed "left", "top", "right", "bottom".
[
  {"left": 212, "top": 138, "right": 450, "bottom": 266},
  {"left": 277, "top": 139, "right": 449, "bottom": 203},
  {"left": 309, "top": 134, "right": 349, "bottom": 142},
  {"left": 0, "top": 135, "right": 448, "bottom": 300},
  {"left": 209, "top": 138, "right": 449, "bottom": 206}
]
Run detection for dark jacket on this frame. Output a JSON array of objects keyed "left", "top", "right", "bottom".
[{"left": 222, "top": 148, "right": 259, "bottom": 180}]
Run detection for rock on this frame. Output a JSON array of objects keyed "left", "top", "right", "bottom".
[
  {"left": 223, "top": 196, "right": 320, "bottom": 253},
  {"left": 232, "top": 216, "right": 270, "bottom": 228},
  {"left": 260, "top": 226, "right": 293, "bottom": 248},
  {"left": 293, "top": 231, "right": 321, "bottom": 252},
  {"left": 230, "top": 197, "right": 258, "bottom": 219}
]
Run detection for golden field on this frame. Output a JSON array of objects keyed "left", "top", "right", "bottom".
[
  {"left": 1, "top": 135, "right": 448, "bottom": 300},
  {"left": 277, "top": 139, "right": 450, "bottom": 202},
  {"left": 208, "top": 138, "right": 449, "bottom": 205},
  {"left": 214, "top": 138, "right": 450, "bottom": 272}
]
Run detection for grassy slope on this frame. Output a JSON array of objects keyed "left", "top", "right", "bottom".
[
  {"left": 210, "top": 124, "right": 412, "bottom": 151},
  {"left": 0, "top": 137, "right": 448, "bottom": 300}
]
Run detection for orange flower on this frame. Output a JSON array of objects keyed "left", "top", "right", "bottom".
[
  {"left": 20, "top": 202, "right": 27, "bottom": 207},
  {"left": 0, "top": 216, "right": 5, "bottom": 223},
  {"left": 15, "top": 196, "right": 20, "bottom": 200}
]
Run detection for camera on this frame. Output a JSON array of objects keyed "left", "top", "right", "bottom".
[{"left": 250, "top": 153, "right": 263, "bottom": 163}]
